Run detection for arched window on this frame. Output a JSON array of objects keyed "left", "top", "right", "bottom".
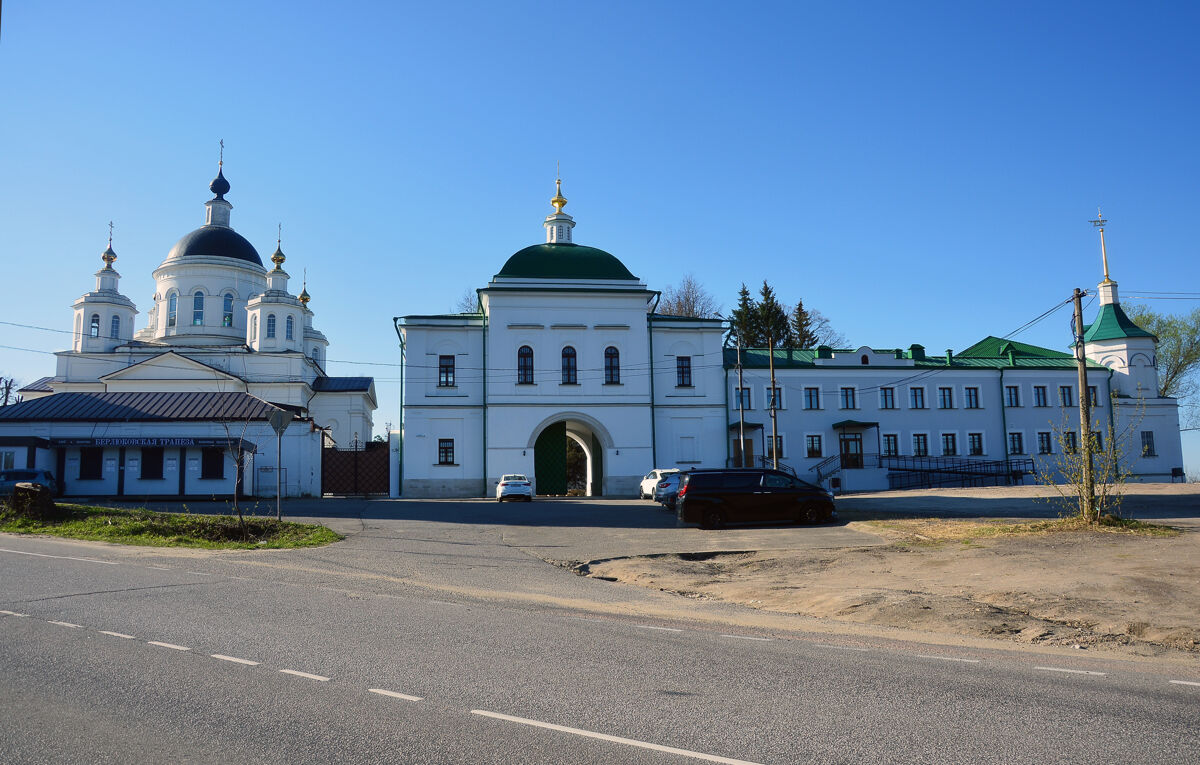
[
  {"left": 250, "top": 315, "right": 257, "bottom": 340},
  {"left": 89, "top": 314, "right": 100, "bottom": 338},
  {"left": 604, "top": 346, "right": 620, "bottom": 384},
  {"left": 222, "top": 293, "right": 234, "bottom": 327},
  {"left": 192, "top": 291, "right": 204, "bottom": 325},
  {"left": 167, "top": 292, "right": 177, "bottom": 328},
  {"left": 861, "top": 355, "right": 869, "bottom": 365},
  {"left": 74, "top": 314, "right": 82, "bottom": 343},
  {"left": 285, "top": 315, "right": 294, "bottom": 340},
  {"left": 517, "top": 345, "right": 534, "bottom": 384},
  {"left": 110, "top": 315, "right": 120, "bottom": 339},
  {"left": 266, "top": 314, "right": 276, "bottom": 338},
  {"left": 561, "top": 346, "right": 577, "bottom": 384}
]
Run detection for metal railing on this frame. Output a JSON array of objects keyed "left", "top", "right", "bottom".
[{"left": 725, "top": 455, "right": 798, "bottom": 476}]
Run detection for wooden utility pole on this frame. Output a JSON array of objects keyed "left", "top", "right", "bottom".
[
  {"left": 736, "top": 337, "right": 746, "bottom": 467},
  {"left": 768, "top": 335, "right": 778, "bottom": 470},
  {"left": 1073, "top": 288, "right": 1096, "bottom": 521}
]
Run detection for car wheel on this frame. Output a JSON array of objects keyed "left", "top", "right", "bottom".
[
  {"left": 796, "top": 502, "right": 817, "bottom": 524},
  {"left": 524, "top": 496, "right": 532, "bottom": 502},
  {"left": 700, "top": 507, "right": 724, "bottom": 530}
]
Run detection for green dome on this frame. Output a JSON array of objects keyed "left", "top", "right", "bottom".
[{"left": 495, "top": 243, "right": 637, "bottom": 281}]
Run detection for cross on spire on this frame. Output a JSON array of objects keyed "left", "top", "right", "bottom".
[
  {"left": 1090, "top": 207, "right": 1112, "bottom": 283},
  {"left": 219, "top": 138, "right": 224, "bottom": 167},
  {"left": 107, "top": 220, "right": 114, "bottom": 247}
]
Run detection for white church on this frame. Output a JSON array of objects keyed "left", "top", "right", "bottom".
[
  {"left": 0, "top": 162, "right": 376, "bottom": 499},
  {"left": 394, "top": 183, "right": 1183, "bottom": 498}
]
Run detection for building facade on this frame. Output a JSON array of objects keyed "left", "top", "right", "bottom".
[
  {"left": 395, "top": 183, "right": 1183, "bottom": 497},
  {"left": 0, "top": 163, "right": 376, "bottom": 499}
]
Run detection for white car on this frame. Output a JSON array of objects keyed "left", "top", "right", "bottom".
[
  {"left": 639, "top": 469, "right": 679, "bottom": 499},
  {"left": 496, "top": 474, "right": 533, "bottom": 501}
]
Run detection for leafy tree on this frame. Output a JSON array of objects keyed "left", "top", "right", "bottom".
[
  {"left": 1125, "top": 305, "right": 1200, "bottom": 400},
  {"left": 659, "top": 274, "right": 720, "bottom": 318}
]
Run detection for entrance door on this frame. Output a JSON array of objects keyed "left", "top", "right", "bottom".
[
  {"left": 534, "top": 422, "right": 568, "bottom": 496},
  {"left": 733, "top": 438, "right": 754, "bottom": 468},
  {"left": 839, "top": 433, "right": 863, "bottom": 469}
]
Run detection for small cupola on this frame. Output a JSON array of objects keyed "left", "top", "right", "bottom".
[
  {"left": 205, "top": 144, "right": 233, "bottom": 227},
  {"left": 543, "top": 177, "right": 575, "bottom": 244}
]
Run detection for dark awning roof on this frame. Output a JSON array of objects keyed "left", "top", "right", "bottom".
[
  {"left": 832, "top": 420, "right": 879, "bottom": 429},
  {"left": 0, "top": 392, "right": 280, "bottom": 423},
  {"left": 728, "top": 421, "right": 765, "bottom": 431},
  {"left": 312, "top": 376, "right": 373, "bottom": 392}
]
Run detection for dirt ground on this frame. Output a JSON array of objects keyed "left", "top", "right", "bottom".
[{"left": 579, "top": 488, "right": 1200, "bottom": 659}]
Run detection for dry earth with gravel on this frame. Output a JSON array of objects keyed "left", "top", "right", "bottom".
[{"left": 576, "top": 502, "right": 1200, "bottom": 659}]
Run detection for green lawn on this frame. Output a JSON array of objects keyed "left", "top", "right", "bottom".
[{"left": 0, "top": 502, "right": 343, "bottom": 549}]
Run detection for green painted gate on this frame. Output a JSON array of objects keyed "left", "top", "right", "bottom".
[{"left": 534, "top": 422, "right": 567, "bottom": 496}]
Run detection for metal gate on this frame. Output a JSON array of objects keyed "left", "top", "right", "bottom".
[
  {"left": 533, "top": 422, "right": 567, "bottom": 496},
  {"left": 322, "top": 441, "right": 390, "bottom": 495}
]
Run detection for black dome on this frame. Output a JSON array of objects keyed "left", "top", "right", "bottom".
[
  {"left": 166, "top": 225, "right": 263, "bottom": 266},
  {"left": 210, "top": 167, "right": 230, "bottom": 198}
]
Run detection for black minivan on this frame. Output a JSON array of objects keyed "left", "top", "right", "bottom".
[{"left": 676, "top": 469, "right": 834, "bottom": 529}]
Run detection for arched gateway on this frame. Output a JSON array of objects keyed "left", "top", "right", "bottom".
[{"left": 529, "top": 414, "right": 613, "bottom": 497}]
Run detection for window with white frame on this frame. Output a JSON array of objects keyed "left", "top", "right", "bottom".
[
  {"left": 1033, "top": 386, "right": 1048, "bottom": 407},
  {"left": 266, "top": 314, "right": 276, "bottom": 338},
  {"left": 223, "top": 293, "right": 234, "bottom": 327},
  {"left": 912, "top": 433, "right": 928, "bottom": 457},
  {"left": 1007, "top": 432, "right": 1025, "bottom": 455},
  {"left": 767, "top": 435, "right": 784, "bottom": 460},
  {"left": 438, "top": 355, "right": 455, "bottom": 387},
  {"left": 1059, "top": 385, "right": 1073, "bottom": 407},
  {"left": 806, "top": 434, "right": 822, "bottom": 458},
  {"left": 735, "top": 386, "right": 751, "bottom": 410},
  {"left": 518, "top": 346, "right": 534, "bottom": 384},
  {"left": 676, "top": 356, "right": 692, "bottom": 387},
  {"left": 110, "top": 315, "right": 120, "bottom": 339},
  {"left": 604, "top": 346, "right": 620, "bottom": 384},
  {"left": 286, "top": 315, "right": 294, "bottom": 340},
  {"left": 167, "top": 292, "right": 177, "bottom": 327},
  {"left": 192, "top": 291, "right": 204, "bottom": 326},
  {"left": 437, "top": 439, "right": 455, "bottom": 465},
  {"left": 1037, "top": 432, "right": 1053, "bottom": 454},
  {"left": 839, "top": 387, "right": 856, "bottom": 409},
  {"left": 1005, "top": 385, "right": 1020, "bottom": 407},
  {"left": 803, "top": 387, "right": 819, "bottom": 410},
  {"left": 968, "top": 432, "right": 984, "bottom": 456},
  {"left": 941, "top": 433, "right": 957, "bottom": 456},
  {"left": 766, "top": 386, "right": 782, "bottom": 409},
  {"left": 938, "top": 387, "right": 954, "bottom": 409},
  {"left": 1141, "top": 431, "right": 1156, "bottom": 456},
  {"left": 89, "top": 314, "right": 100, "bottom": 338},
  {"left": 562, "top": 347, "right": 578, "bottom": 384},
  {"left": 882, "top": 434, "right": 899, "bottom": 456}
]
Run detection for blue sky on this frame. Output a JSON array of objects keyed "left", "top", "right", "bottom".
[{"left": 2, "top": 1, "right": 1198, "bottom": 470}]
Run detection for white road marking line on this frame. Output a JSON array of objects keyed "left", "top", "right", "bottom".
[
  {"left": 280, "top": 669, "right": 329, "bottom": 681},
  {"left": 183, "top": 571, "right": 212, "bottom": 576},
  {"left": 146, "top": 565, "right": 172, "bottom": 570},
  {"left": 815, "top": 644, "right": 868, "bottom": 652},
  {"left": 428, "top": 600, "right": 466, "bottom": 607},
  {"left": 1035, "top": 666, "right": 1106, "bottom": 676},
  {"left": 470, "top": 709, "right": 764, "bottom": 765},
  {"left": 0, "top": 610, "right": 29, "bottom": 617},
  {"left": 1170, "top": 680, "right": 1200, "bottom": 687},
  {"left": 212, "top": 654, "right": 260, "bottom": 666},
  {"left": 147, "top": 641, "right": 190, "bottom": 651},
  {"left": 917, "top": 654, "right": 981, "bottom": 663},
  {"left": 99, "top": 630, "right": 135, "bottom": 639},
  {"left": 368, "top": 688, "right": 423, "bottom": 701},
  {"left": 720, "top": 634, "right": 773, "bottom": 642},
  {"left": 49, "top": 620, "right": 82, "bottom": 628},
  {"left": 636, "top": 625, "right": 683, "bottom": 633},
  {"left": 0, "top": 548, "right": 119, "bottom": 565}
]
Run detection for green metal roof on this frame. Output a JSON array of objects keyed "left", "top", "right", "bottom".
[
  {"left": 495, "top": 243, "right": 637, "bottom": 281},
  {"left": 1083, "top": 303, "right": 1156, "bottom": 343},
  {"left": 723, "top": 344, "right": 1102, "bottom": 370},
  {"left": 957, "top": 336, "right": 1072, "bottom": 359}
]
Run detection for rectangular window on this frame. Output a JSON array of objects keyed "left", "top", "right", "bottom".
[
  {"left": 964, "top": 387, "right": 980, "bottom": 409},
  {"left": 968, "top": 432, "right": 984, "bottom": 456},
  {"left": 676, "top": 356, "right": 692, "bottom": 387},
  {"left": 79, "top": 447, "right": 103, "bottom": 480},
  {"left": 735, "top": 387, "right": 751, "bottom": 410},
  {"left": 0, "top": 450, "right": 14, "bottom": 470},
  {"left": 200, "top": 447, "right": 225, "bottom": 479},
  {"left": 1088, "top": 386, "right": 1098, "bottom": 406},
  {"left": 1037, "top": 432, "right": 1053, "bottom": 455},
  {"left": 912, "top": 434, "right": 929, "bottom": 457},
  {"left": 806, "top": 435, "right": 822, "bottom": 458},
  {"left": 438, "top": 355, "right": 455, "bottom": 387},
  {"left": 910, "top": 387, "right": 926, "bottom": 409},
  {"left": 938, "top": 387, "right": 954, "bottom": 409},
  {"left": 839, "top": 387, "right": 856, "bottom": 409},
  {"left": 1059, "top": 385, "right": 1073, "bottom": 407},
  {"left": 1005, "top": 385, "right": 1020, "bottom": 407},
  {"left": 140, "top": 447, "right": 164, "bottom": 480},
  {"left": 1007, "top": 432, "right": 1024, "bottom": 455},
  {"left": 1141, "top": 431, "right": 1157, "bottom": 457},
  {"left": 1092, "top": 432, "right": 1104, "bottom": 453},
  {"left": 1063, "top": 431, "right": 1078, "bottom": 454},
  {"left": 437, "top": 439, "right": 455, "bottom": 465},
  {"left": 1033, "top": 386, "right": 1048, "bottom": 407},
  {"left": 879, "top": 387, "right": 895, "bottom": 409},
  {"left": 882, "top": 434, "right": 899, "bottom": 456},
  {"left": 804, "top": 387, "right": 820, "bottom": 410},
  {"left": 941, "top": 433, "right": 957, "bottom": 456},
  {"left": 767, "top": 435, "right": 783, "bottom": 460},
  {"left": 766, "top": 386, "right": 782, "bottom": 409}
]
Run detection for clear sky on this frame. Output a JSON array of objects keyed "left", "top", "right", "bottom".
[{"left": 2, "top": 1, "right": 1198, "bottom": 471}]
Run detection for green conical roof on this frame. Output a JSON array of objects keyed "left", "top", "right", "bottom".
[{"left": 1083, "top": 303, "right": 1156, "bottom": 343}]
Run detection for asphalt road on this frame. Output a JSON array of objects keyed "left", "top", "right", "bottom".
[{"left": 2, "top": 497, "right": 1198, "bottom": 764}]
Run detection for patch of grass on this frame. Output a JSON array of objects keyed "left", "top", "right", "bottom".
[
  {"left": 852, "top": 515, "right": 1178, "bottom": 544},
  {"left": 0, "top": 502, "right": 342, "bottom": 549}
]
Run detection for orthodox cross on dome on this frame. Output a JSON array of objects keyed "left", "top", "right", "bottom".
[
  {"left": 270, "top": 223, "right": 286, "bottom": 270},
  {"left": 551, "top": 167, "right": 567, "bottom": 213},
  {"left": 544, "top": 169, "right": 575, "bottom": 244},
  {"left": 219, "top": 138, "right": 224, "bottom": 167},
  {"left": 1090, "top": 207, "right": 1112, "bottom": 283},
  {"left": 101, "top": 220, "right": 117, "bottom": 268},
  {"left": 299, "top": 268, "right": 311, "bottom": 306}
]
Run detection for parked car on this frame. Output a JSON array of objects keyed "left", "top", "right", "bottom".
[
  {"left": 676, "top": 468, "right": 834, "bottom": 529},
  {"left": 495, "top": 474, "right": 533, "bottom": 502},
  {"left": 653, "top": 472, "right": 683, "bottom": 509},
  {"left": 0, "top": 469, "right": 59, "bottom": 496},
  {"left": 639, "top": 469, "right": 679, "bottom": 499}
]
